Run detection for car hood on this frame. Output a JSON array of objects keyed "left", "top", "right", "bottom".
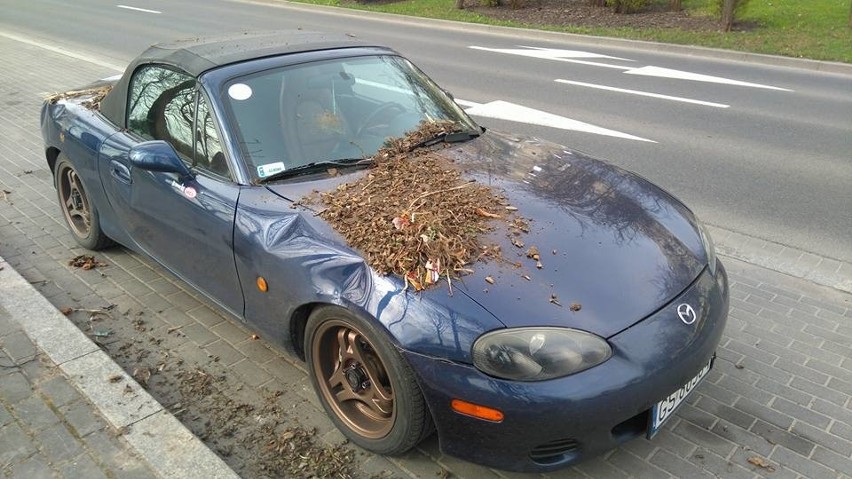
[{"left": 266, "top": 131, "right": 707, "bottom": 339}]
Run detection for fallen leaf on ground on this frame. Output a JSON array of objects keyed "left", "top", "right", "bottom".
[
  {"left": 69, "top": 255, "right": 107, "bottom": 270},
  {"left": 570, "top": 303, "right": 582, "bottom": 312},
  {"left": 60, "top": 307, "right": 73, "bottom": 315},
  {"left": 485, "top": 276, "right": 495, "bottom": 284},
  {"left": 747, "top": 456, "right": 775, "bottom": 472}
]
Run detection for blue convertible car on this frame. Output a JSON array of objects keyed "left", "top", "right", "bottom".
[{"left": 41, "top": 31, "right": 728, "bottom": 472}]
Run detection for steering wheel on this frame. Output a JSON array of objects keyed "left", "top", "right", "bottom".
[{"left": 356, "top": 102, "right": 407, "bottom": 138}]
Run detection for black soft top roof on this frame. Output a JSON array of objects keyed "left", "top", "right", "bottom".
[{"left": 100, "top": 31, "right": 374, "bottom": 126}]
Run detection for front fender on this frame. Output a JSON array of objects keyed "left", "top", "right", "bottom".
[{"left": 233, "top": 186, "right": 504, "bottom": 363}]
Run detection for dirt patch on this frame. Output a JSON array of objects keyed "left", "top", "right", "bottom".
[
  {"left": 460, "top": 0, "right": 720, "bottom": 31},
  {"left": 304, "top": 121, "right": 525, "bottom": 291}
]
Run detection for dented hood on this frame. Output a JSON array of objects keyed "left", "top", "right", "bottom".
[{"left": 266, "top": 131, "right": 707, "bottom": 339}]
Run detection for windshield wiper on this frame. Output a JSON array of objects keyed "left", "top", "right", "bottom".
[
  {"left": 408, "top": 129, "right": 481, "bottom": 151},
  {"left": 257, "top": 158, "right": 370, "bottom": 184}
]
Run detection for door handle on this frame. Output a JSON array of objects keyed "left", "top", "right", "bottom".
[{"left": 110, "top": 160, "right": 131, "bottom": 184}]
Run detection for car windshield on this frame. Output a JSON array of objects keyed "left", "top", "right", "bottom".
[{"left": 221, "top": 55, "right": 479, "bottom": 181}]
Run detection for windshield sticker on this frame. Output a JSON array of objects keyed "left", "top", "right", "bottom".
[
  {"left": 257, "top": 162, "right": 285, "bottom": 178},
  {"left": 228, "top": 83, "right": 253, "bottom": 101}
]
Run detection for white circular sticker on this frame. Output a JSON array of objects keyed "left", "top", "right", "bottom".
[{"left": 228, "top": 83, "right": 252, "bottom": 101}]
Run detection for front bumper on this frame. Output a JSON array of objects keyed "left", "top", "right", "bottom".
[{"left": 404, "top": 262, "right": 728, "bottom": 472}]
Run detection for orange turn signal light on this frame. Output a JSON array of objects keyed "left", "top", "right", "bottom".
[
  {"left": 451, "top": 399, "right": 504, "bottom": 423},
  {"left": 256, "top": 276, "right": 268, "bottom": 292}
]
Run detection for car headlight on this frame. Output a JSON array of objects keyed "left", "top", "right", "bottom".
[
  {"left": 472, "top": 327, "right": 611, "bottom": 381},
  {"left": 696, "top": 218, "right": 717, "bottom": 275}
]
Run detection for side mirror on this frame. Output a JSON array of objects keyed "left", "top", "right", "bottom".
[{"left": 129, "top": 140, "right": 193, "bottom": 178}]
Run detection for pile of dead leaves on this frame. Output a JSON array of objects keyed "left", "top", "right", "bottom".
[
  {"left": 314, "top": 121, "right": 521, "bottom": 291},
  {"left": 68, "top": 254, "right": 107, "bottom": 270},
  {"left": 46, "top": 84, "right": 113, "bottom": 110}
]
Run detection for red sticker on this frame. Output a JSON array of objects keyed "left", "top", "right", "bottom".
[{"left": 184, "top": 186, "right": 197, "bottom": 199}]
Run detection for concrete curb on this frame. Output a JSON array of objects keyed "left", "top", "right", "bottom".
[
  {"left": 246, "top": 0, "right": 852, "bottom": 76},
  {"left": 709, "top": 225, "right": 852, "bottom": 295},
  {"left": 0, "top": 255, "right": 239, "bottom": 479}
]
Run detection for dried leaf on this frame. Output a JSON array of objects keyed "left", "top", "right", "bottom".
[
  {"left": 474, "top": 207, "right": 501, "bottom": 219},
  {"left": 747, "top": 456, "right": 775, "bottom": 472},
  {"left": 570, "top": 303, "right": 582, "bottom": 312},
  {"left": 521, "top": 275, "right": 531, "bottom": 281},
  {"left": 485, "top": 276, "right": 495, "bottom": 284},
  {"left": 510, "top": 237, "right": 525, "bottom": 248},
  {"left": 69, "top": 254, "right": 107, "bottom": 270},
  {"left": 526, "top": 246, "right": 540, "bottom": 261},
  {"left": 60, "top": 307, "right": 73, "bottom": 315},
  {"left": 251, "top": 334, "right": 260, "bottom": 340}
]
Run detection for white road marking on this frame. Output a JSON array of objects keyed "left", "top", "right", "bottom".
[
  {"left": 624, "top": 66, "right": 792, "bottom": 91},
  {"left": 456, "top": 99, "right": 655, "bottom": 143},
  {"left": 514, "top": 46, "right": 634, "bottom": 61},
  {"left": 555, "top": 79, "right": 730, "bottom": 108},
  {"left": 117, "top": 5, "right": 162, "bottom": 14},
  {"left": 471, "top": 46, "right": 792, "bottom": 91},
  {"left": 470, "top": 46, "right": 628, "bottom": 69}
]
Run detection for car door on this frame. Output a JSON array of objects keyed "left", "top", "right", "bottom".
[{"left": 98, "top": 64, "right": 244, "bottom": 315}]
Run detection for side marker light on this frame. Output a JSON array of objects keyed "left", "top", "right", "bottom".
[
  {"left": 451, "top": 399, "right": 504, "bottom": 422},
  {"left": 256, "top": 277, "right": 268, "bottom": 292}
]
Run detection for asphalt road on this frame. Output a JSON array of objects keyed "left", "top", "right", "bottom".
[{"left": 2, "top": 0, "right": 850, "bottom": 262}]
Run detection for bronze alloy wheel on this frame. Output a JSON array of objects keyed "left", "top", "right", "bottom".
[
  {"left": 311, "top": 318, "right": 395, "bottom": 439},
  {"left": 57, "top": 162, "right": 92, "bottom": 239},
  {"left": 53, "top": 155, "right": 112, "bottom": 250}
]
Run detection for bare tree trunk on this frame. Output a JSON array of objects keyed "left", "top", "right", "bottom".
[
  {"left": 671, "top": 0, "right": 681, "bottom": 11},
  {"left": 722, "top": 0, "right": 736, "bottom": 32},
  {"left": 455, "top": 0, "right": 464, "bottom": 9}
]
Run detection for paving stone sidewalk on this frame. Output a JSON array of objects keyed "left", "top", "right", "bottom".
[
  {"left": 0, "top": 34, "right": 850, "bottom": 479},
  {"left": 0, "top": 290, "right": 156, "bottom": 479}
]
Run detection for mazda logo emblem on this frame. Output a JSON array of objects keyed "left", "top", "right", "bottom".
[{"left": 677, "top": 303, "right": 697, "bottom": 325}]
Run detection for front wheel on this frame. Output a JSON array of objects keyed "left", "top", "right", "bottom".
[
  {"left": 305, "top": 306, "right": 432, "bottom": 455},
  {"left": 54, "top": 155, "right": 112, "bottom": 250}
]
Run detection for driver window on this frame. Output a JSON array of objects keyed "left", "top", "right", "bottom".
[{"left": 127, "top": 65, "right": 196, "bottom": 161}]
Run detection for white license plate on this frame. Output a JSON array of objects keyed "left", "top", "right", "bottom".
[{"left": 648, "top": 357, "right": 713, "bottom": 438}]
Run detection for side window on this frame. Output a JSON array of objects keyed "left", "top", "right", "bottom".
[
  {"left": 194, "top": 95, "right": 231, "bottom": 179},
  {"left": 127, "top": 65, "right": 196, "bottom": 161}
]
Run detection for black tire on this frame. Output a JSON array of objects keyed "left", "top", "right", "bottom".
[
  {"left": 54, "top": 155, "right": 113, "bottom": 250},
  {"left": 305, "top": 305, "right": 432, "bottom": 455}
]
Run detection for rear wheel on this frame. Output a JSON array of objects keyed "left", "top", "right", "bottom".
[
  {"left": 305, "top": 306, "right": 432, "bottom": 455},
  {"left": 54, "top": 155, "right": 112, "bottom": 250}
]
